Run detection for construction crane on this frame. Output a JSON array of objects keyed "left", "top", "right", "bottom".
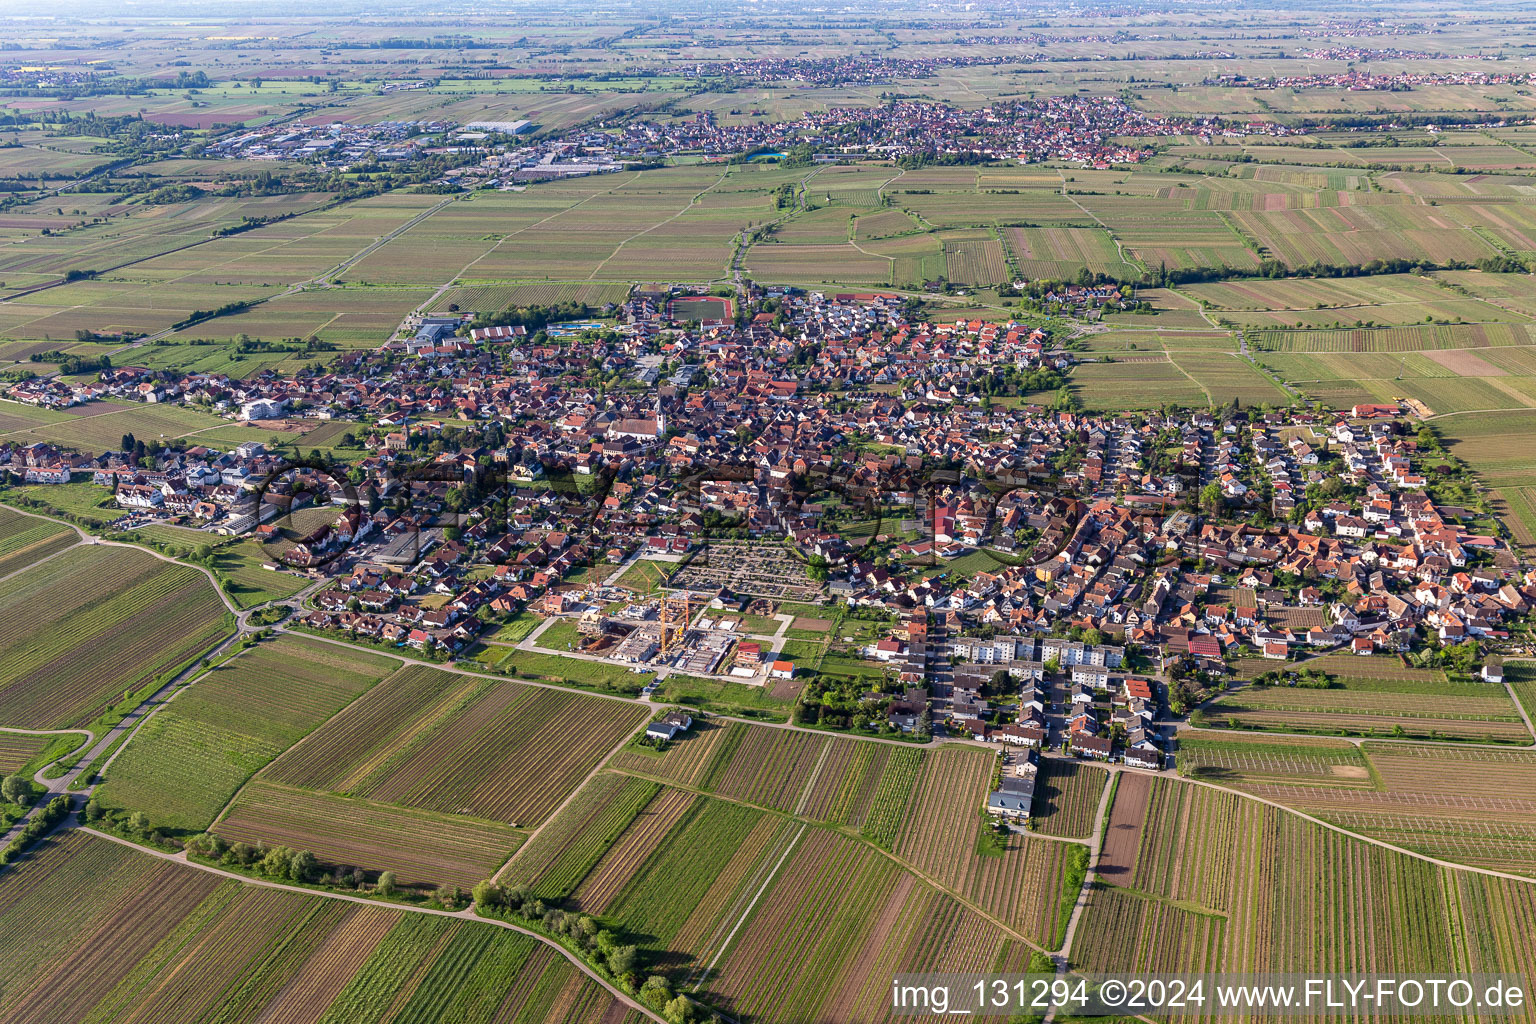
[{"left": 658, "top": 592, "right": 692, "bottom": 656}]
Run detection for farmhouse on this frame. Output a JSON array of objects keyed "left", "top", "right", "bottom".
[{"left": 645, "top": 711, "right": 693, "bottom": 741}]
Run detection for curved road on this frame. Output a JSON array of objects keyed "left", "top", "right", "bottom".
[
  {"left": 1, "top": 500, "right": 1535, "bottom": 1009},
  {"left": 79, "top": 827, "right": 668, "bottom": 1024}
]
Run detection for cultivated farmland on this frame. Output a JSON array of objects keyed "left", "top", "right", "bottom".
[
  {"left": 501, "top": 772, "right": 661, "bottom": 900},
  {"left": 265, "top": 666, "right": 647, "bottom": 828},
  {"left": 893, "top": 745, "right": 1077, "bottom": 947},
  {"left": 0, "top": 544, "right": 228, "bottom": 729},
  {"left": 570, "top": 787, "right": 700, "bottom": 913},
  {"left": 1075, "top": 774, "right": 1536, "bottom": 982},
  {"left": 1177, "top": 732, "right": 1374, "bottom": 787},
  {"left": 943, "top": 237, "right": 1009, "bottom": 286},
  {"left": 0, "top": 731, "right": 77, "bottom": 775},
  {"left": 1202, "top": 671, "right": 1529, "bottom": 742},
  {"left": 0, "top": 507, "right": 75, "bottom": 576},
  {"left": 1030, "top": 760, "right": 1108, "bottom": 839},
  {"left": 425, "top": 280, "right": 630, "bottom": 314},
  {"left": 702, "top": 827, "right": 1017, "bottom": 1023},
  {"left": 0, "top": 830, "right": 633, "bottom": 1024},
  {"left": 347, "top": 680, "right": 648, "bottom": 826},
  {"left": 611, "top": 720, "right": 928, "bottom": 840},
  {"left": 1184, "top": 736, "right": 1536, "bottom": 875},
  {"left": 215, "top": 780, "right": 525, "bottom": 889},
  {"left": 95, "top": 635, "right": 399, "bottom": 834}
]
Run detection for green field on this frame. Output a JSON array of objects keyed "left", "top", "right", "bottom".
[
  {"left": 0, "top": 506, "right": 75, "bottom": 576},
  {"left": 96, "top": 634, "right": 400, "bottom": 834},
  {"left": 260, "top": 664, "right": 648, "bottom": 833},
  {"left": 1201, "top": 671, "right": 1529, "bottom": 742},
  {"left": 650, "top": 674, "right": 794, "bottom": 720},
  {"left": 0, "top": 830, "right": 633, "bottom": 1022},
  {"left": 0, "top": 544, "right": 229, "bottom": 729}
]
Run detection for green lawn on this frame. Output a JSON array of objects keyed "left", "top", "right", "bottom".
[
  {"left": 779, "top": 638, "right": 827, "bottom": 664},
  {"left": 532, "top": 617, "right": 585, "bottom": 651},
  {"left": 724, "top": 612, "right": 782, "bottom": 634},
  {"left": 209, "top": 539, "right": 312, "bottom": 608},
  {"left": 651, "top": 674, "right": 794, "bottom": 721},
  {"left": 613, "top": 559, "right": 671, "bottom": 593},
  {"left": 817, "top": 654, "right": 893, "bottom": 682},
  {"left": 485, "top": 611, "right": 540, "bottom": 643},
  {"left": 7, "top": 482, "right": 117, "bottom": 523},
  {"left": 498, "top": 649, "right": 645, "bottom": 696},
  {"left": 921, "top": 548, "right": 1008, "bottom": 580},
  {"left": 121, "top": 525, "right": 310, "bottom": 609}
]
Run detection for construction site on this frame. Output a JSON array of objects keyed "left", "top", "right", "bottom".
[{"left": 541, "top": 589, "right": 784, "bottom": 683}]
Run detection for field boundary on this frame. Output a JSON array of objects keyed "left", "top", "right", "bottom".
[
  {"left": 690, "top": 822, "right": 805, "bottom": 990},
  {"left": 76, "top": 826, "right": 668, "bottom": 1024}
]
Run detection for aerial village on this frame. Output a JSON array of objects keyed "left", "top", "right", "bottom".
[{"left": 3, "top": 284, "right": 1529, "bottom": 832}]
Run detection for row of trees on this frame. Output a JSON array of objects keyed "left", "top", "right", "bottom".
[
  {"left": 472, "top": 881, "right": 712, "bottom": 1021},
  {"left": 0, "top": 795, "right": 71, "bottom": 867},
  {"left": 31, "top": 347, "right": 111, "bottom": 375}
]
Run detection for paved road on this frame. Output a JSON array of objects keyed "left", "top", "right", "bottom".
[
  {"left": 79, "top": 827, "right": 668, "bottom": 1024},
  {"left": 4, "top": 499, "right": 1536, "bottom": 998},
  {"left": 1043, "top": 770, "right": 1118, "bottom": 1023},
  {"left": 0, "top": 504, "right": 250, "bottom": 848},
  {"left": 84, "top": 196, "right": 457, "bottom": 363},
  {"left": 1, "top": 503, "right": 241, "bottom": 617},
  {"left": 0, "top": 624, "right": 248, "bottom": 850}
]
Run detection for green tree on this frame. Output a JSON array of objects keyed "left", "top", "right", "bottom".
[
  {"left": 607, "top": 943, "right": 638, "bottom": 977},
  {"left": 640, "top": 976, "right": 672, "bottom": 1011},
  {"left": 472, "top": 879, "right": 504, "bottom": 908},
  {"left": 260, "top": 845, "right": 295, "bottom": 877},
  {"left": 664, "top": 995, "right": 697, "bottom": 1023},
  {"left": 288, "top": 850, "right": 318, "bottom": 882},
  {"left": 1, "top": 774, "right": 30, "bottom": 805}
]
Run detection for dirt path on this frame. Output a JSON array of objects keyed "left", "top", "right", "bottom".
[
  {"left": 1506, "top": 678, "right": 1536, "bottom": 743},
  {"left": 609, "top": 762, "right": 1050, "bottom": 956},
  {"left": 1427, "top": 406, "right": 1534, "bottom": 421},
  {"left": 7, "top": 499, "right": 1534, "bottom": 994},
  {"left": 92, "top": 196, "right": 455, "bottom": 356},
  {"left": 1051, "top": 767, "right": 1119, "bottom": 977},
  {"left": 1104, "top": 761, "right": 1536, "bottom": 884},
  {"left": 1177, "top": 721, "right": 1536, "bottom": 751},
  {"left": 0, "top": 536, "right": 82, "bottom": 586},
  {"left": 690, "top": 823, "right": 805, "bottom": 989},
  {"left": 491, "top": 723, "right": 645, "bottom": 884},
  {"left": 587, "top": 166, "right": 730, "bottom": 280},
  {"left": 432, "top": 170, "right": 646, "bottom": 304},
  {"left": 76, "top": 827, "right": 667, "bottom": 1024},
  {"left": 0, "top": 626, "right": 243, "bottom": 849},
  {"left": 1057, "top": 171, "right": 1140, "bottom": 272},
  {"left": 0, "top": 502, "right": 241, "bottom": 616}
]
